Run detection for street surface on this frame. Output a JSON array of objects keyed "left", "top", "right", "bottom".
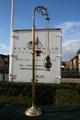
[{"left": 0, "top": 104, "right": 80, "bottom": 120}]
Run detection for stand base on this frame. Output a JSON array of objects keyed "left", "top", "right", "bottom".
[{"left": 25, "top": 106, "right": 42, "bottom": 117}]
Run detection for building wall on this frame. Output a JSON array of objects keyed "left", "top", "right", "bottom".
[
  {"left": 0, "top": 74, "right": 9, "bottom": 81},
  {"left": 69, "top": 53, "right": 80, "bottom": 72},
  {"left": 69, "top": 60, "right": 73, "bottom": 70},
  {"left": 0, "top": 54, "right": 9, "bottom": 81},
  {"left": 78, "top": 54, "right": 80, "bottom": 72}
]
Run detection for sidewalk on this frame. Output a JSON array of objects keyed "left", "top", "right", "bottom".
[{"left": 0, "top": 104, "right": 80, "bottom": 120}]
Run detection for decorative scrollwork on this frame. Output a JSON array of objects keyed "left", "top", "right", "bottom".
[{"left": 34, "top": 6, "right": 48, "bottom": 16}]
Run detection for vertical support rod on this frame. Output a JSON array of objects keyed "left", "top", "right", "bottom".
[
  {"left": 32, "top": 11, "right": 36, "bottom": 107},
  {"left": 10, "top": 0, "right": 14, "bottom": 32},
  {"left": 9, "top": 0, "right": 14, "bottom": 81},
  {"left": 25, "top": 6, "right": 49, "bottom": 116},
  {"left": 46, "top": 18, "right": 50, "bottom": 55}
]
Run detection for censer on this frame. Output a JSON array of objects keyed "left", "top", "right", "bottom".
[
  {"left": 44, "top": 55, "right": 52, "bottom": 71},
  {"left": 44, "top": 17, "right": 52, "bottom": 71},
  {"left": 35, "top": 37, "right": 42, "bottom": 56}
]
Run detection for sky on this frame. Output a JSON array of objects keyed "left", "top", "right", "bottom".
[{"left": 0, "top": 0, "right": 80, "bottom": 60}]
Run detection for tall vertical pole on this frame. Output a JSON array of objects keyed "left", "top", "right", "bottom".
[
  {"left": 47, "top": 18, "right": 50, "bottom": 56},
  {"left": 10, "top": 0, "right": 14, "bottom": 32},
  {"left": 25, "top": 9, "right": 42, "bottom": 117},
  {"left": 25, "top": 6, "right": 50, "bottom": 117},
  {"left": 32, "top": 11, "right": 36, "bottom": 107},
  {"left": 9, "top": 0, "right": 14, "bottom": 81}
]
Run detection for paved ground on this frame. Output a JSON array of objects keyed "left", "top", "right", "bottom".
[
  {"left": 61, "top": 78, "right": 80, "bottom": 83},
  {"left": 0, "top": 104, "right": 80, "bottom": 120}
]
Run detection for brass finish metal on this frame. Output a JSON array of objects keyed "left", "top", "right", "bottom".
[
  {"left": 25, "top": 106, "right": 42, "bottom": 117},
  {"left": 36, "top": 50, "right": 42, "bottom": 56},
  {"left": 44, "top": 55, "right": 52, "bottom": 71},
  {"left": 25, "top": 6, "right": 50, "bottom": 117}
]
